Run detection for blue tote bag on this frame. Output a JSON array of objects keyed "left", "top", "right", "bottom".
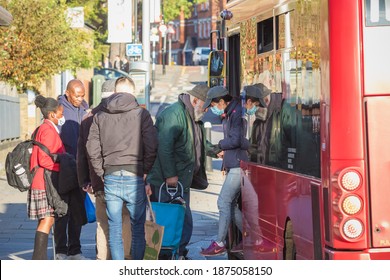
[{"left": 84, "top": 194, "right": 96, "bottom": 223}]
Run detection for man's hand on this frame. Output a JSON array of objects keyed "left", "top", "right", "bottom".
[
  {"left": 217, "top": 151, "right": 224, "bottom": 158},
  {"left": 211, "top": 144, "right": 222, "bottom": 155},
  {"left": 82, "top": 183, "right": 93, "bottom": 194},
  {"left": 145, "top": 184, "right": 152, "bottom": 196},
  {"left": 166, "top": 176, "right": 178, "bottom": 186}
]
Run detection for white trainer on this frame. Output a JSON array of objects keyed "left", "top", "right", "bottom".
[{"left": 55, "top": 253, "right": 68, "bottom": 260}]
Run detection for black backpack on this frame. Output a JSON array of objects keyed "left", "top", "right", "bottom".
[{"left": 5, "top": 126, "right": 53, "bottom": 192}]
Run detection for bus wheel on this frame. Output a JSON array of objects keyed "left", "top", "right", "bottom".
[{"left": 284, "top": 220, "right": 296, "bottom": 260}]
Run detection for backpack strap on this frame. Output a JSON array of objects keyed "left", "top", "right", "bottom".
[
  {"left": 29, "top": 125, "right": 59, "bottom": 183},
  {"left": 31, "top": 125, "right": 58, "bottom": 163}
]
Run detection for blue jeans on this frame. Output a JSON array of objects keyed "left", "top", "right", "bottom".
[
  {"left": 217, "top": 168, "right": 243, "bottom": 243},
  {"left": 104, "top": 171, "right": 146, "bottom": 260}
]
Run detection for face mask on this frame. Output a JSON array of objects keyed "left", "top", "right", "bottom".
[
  {"left": 56, "top": 116, "right": 66, "bottom": 126},
  {"left": 246, "top": 105, "right": 258, "bottom": 115},
  {"left": 210, "top": 105, "right": 224, "bottom": 116}
]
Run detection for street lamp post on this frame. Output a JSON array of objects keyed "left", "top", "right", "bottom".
[
  {"left": 151, "top": 26, "right": 158, "bottom": 87},
  {"left": 167, "top": 21, "right": 175, "bottom": 66},
  {"left": 159, "top": 23, "right": 167, "bottom": 75}
]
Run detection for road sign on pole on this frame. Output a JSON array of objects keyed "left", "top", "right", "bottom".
[{"left": 126, "top": 44, "right": 143, "bottom": 57}]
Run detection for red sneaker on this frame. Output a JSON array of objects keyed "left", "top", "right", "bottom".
[{"left": 200, "top": 241, "right": 226, "bottom": 256}]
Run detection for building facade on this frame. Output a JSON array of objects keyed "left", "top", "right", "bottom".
[{"left": 158, "top": 0, "right": 226, "bottom": 66}]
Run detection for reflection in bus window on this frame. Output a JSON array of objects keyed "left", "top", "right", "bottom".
[
  {"left": 249, "top": 92, "right": 282, "bottom": 166},
  {"left": 365, "top": 0, "right": 390, "bottom": 26},
  {"left": 210, "top": 51, "right": 224, "bottom": 77},
  {"left": 257, "top": 18, "right": 274, "bottom": 54},
  {"left": 277, "top": 11, "right": 295, "bottom": 49}
]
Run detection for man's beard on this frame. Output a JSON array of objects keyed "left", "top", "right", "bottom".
[{"left": 194, "top": 109, "right": 205, "bottom": 121}]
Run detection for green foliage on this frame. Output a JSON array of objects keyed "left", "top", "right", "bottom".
[
  {"left": 66, "top": 0, "right": 109, "bottom": 65},
  {"left": 0, "top": 0, "right": 95, "bottom": 92},
  {"left": 163, "top": 0, "right": 207, "bottom": 22}
]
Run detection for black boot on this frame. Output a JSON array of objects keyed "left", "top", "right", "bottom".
[{"left": 32, "top": 231, "right": 49, "bottom": 260}]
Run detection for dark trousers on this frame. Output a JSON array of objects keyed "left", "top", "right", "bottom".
[
  {"left": 180, "top": 191, "right": 193, "bottom": 256},
  {"left": 54, "top": 211, "right": 82, "bottom": 256}
]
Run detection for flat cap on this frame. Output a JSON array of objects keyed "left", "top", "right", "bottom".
[
  {"left": 187, "top": 84, "right": 210, "bottom": 102},
  {"left": 101, "top": 79, "right": 116, "bottom": 98},
  {"left": 203, "top": 86, "right": 229, "bottom": 109}
]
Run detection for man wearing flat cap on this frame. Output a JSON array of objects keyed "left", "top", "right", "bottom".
[
  {"left": 200, "top": 86, "right": 250, "bottom": 256},
  {"left": 146, "top": 83, "right": 219, "bottom": 259}
]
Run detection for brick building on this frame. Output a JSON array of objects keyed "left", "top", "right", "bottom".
[{"left": 159, "top": 0, "right": 226, "bottom": 66}]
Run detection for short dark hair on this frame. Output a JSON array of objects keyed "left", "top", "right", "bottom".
[
  {"left": 211, "top": 94, "right": 232, "bottom": 104},
  {"left": 246, "top": 96, "right": 260, "bottom": 103},
  {"left": 34, "top": 95, "right": 60, "bottom": 118}
]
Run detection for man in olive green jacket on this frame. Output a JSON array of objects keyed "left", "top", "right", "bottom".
[{"left": 146, "top": 84, "right": 219, "bottom": 259}]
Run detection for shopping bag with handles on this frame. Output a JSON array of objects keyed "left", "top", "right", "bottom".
[
  {"left": 84, "top": 193, "right": 96, "bottom": 223},
  {"left": 144, "top": 196, "right": 164, "bottom": 260}
]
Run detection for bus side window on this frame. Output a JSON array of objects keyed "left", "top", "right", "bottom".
[{"left": 257, "top": 17, "right": 275, "bottom": 54}]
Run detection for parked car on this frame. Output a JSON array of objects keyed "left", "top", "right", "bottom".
[
  {"left": 92, "top": 67, "right": 152, "bottom": 108},
  {"left": 192, "top": 47, "right": 211, "bottom": 66},
  {"left": 93, "top": 67, "right": 130, "bottom": 80}
]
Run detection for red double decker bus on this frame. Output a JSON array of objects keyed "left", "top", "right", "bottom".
[{"left": 217, "top": 0, "right": 390, "bottom": 260}]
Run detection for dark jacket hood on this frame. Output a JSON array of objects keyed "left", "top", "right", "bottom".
[{"left": 102, "top": 92, "right": 139, "bottom": 114}]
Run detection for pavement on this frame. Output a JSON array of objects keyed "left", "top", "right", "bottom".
[
  {"left": 0, "top": 65, "right": 228, "bottom": 261},
  {"left": 0, "top": 167, "right": 226, "bottom": 260}
]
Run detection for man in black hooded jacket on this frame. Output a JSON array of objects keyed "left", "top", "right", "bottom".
[{"left": 86, "top": 77, "right": 157, "bottom": 260}]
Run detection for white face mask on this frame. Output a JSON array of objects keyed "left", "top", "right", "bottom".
[{"left": 56, "top": 116, "right": 66, "bottom": 126}]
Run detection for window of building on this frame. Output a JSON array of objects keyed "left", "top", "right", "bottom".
[{"left": 207, "top": 20, "right": 211, "bottom": 38}]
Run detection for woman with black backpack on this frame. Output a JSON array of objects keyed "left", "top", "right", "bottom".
[{"left": 28, "top": 95, "right": 66, "bottom": 260}]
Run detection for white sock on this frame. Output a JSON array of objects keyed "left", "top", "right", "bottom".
[{"left": 216, "top": 241, "right": 224, "bottom": 247}]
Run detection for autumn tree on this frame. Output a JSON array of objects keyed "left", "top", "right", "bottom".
[
  {"left": 163, "top": 0, "right": 207, "bottom": 22},
  {"left": 65, "top": 0, "right": 109, "bottom": 62},
  {"left": 0, "top": 0, "right": 94, "bottom": 92}
]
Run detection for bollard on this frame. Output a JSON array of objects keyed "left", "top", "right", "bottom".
[{"left": 204, "top": 122, "right": 213, "bottom": 172}]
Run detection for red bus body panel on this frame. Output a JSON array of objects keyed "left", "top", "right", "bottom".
[
  {"left": 228, "top": 0, "right": 390, "bottom": 260},
  {"left": 241, "top": 163, "right": 322, "bottom": 260},
  {"left": 365, "top": 97, "right": 390, "bottom": 248}
]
